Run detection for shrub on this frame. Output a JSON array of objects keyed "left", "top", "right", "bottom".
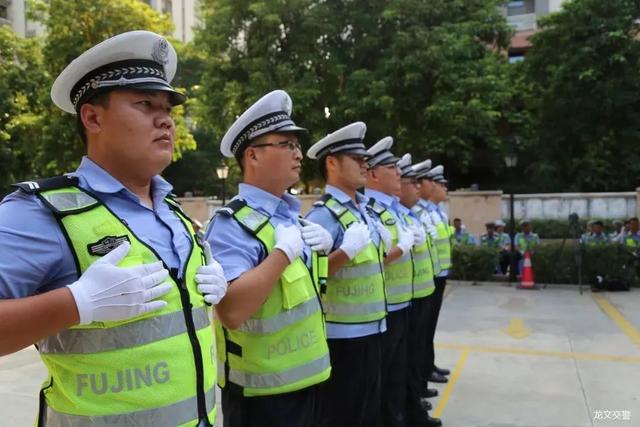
[{"left": 451, "top": 246, "right": 498, "bottom": 281}]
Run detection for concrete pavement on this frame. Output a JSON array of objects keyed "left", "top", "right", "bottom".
[{"left": 1, "top": 283, "right": 638, "bottom": 426}]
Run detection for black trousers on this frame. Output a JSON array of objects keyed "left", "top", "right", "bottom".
[
  {"left": 424, "top": 276, "right": 447, "bottom": 383},
  {"left": 380, "top": 308, "right": 410, "bottom": 427},
  {"left": 406, "top": 296, "right": 434, "bottom": 423},
  {"left": 221, "top": 382, "right": 319, "bottom": 427},
  {"left": 316, "top": 333, "right": 383, "bottom": 427}
]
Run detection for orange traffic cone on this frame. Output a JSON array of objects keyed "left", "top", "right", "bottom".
[{"left": 519, "top": 251, "right": 537, "bottom": 290}]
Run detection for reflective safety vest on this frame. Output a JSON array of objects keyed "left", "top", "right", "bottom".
[
  {"left": 214, "top": 199, "right": 331, "bottom": 397},
  {"left": 19, "top": 176, "right": 216, "bottom": 427},
  {"left": 624, "top": 233, "right": 640, "bottom": 249},
  {"left": 516, "top": 233, "right": 540, "bottom": 253},
  {"left": 366, "top": 199, "right": 413, "bottom": 304},
  {"left": 314, "top": 195, "right": 387, "bottom": 323},
  {"left": 435, "top": 218, "right": 453, "bottom": 271},
  {"left": 402, "top": 213, "right": 435, "bottom": 299},
  {"left": 411, "top": 204, "right": 441, "bottom": 275}
]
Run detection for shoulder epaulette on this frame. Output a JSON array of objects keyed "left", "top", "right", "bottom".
[
  {"left": 12, "top": 175, "right": 78, "bottom": 194},
  {"left": 366, "top": 198, "right": 387, "bottom": 216},
  {"left": 216, "top": 198, "right": 246, "bottom": 217}
]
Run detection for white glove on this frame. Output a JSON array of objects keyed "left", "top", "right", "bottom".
[
  {"left": 300, "top": 219, "right": 334, "bottom": 254},
  {"left": 274, "top": 223, "right": 304, "bottom": 263},
  {"left": 67, "top": 242, "right": 171, "bottom": 325},
  {"left": 396, "top": 225, "right": 415, "bottom": 255},
  {"left": 374, "top": 221, "right": 392, "bottom": 251},
  {"left": 196, "top": 242, "right": 228, "bottom": 305},
  {"left": 339, "top": 222, "right": 372, "bottom": 260},
  {"left": 411, "top": 224, "right": 427, "bottom": 246},
  {"left": 428, "top": 224, "right": 438, "bottom": 240}
]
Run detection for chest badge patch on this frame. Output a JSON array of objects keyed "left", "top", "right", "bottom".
[{"left": 87, "top": 235, "right": 131, "bottom": 256}]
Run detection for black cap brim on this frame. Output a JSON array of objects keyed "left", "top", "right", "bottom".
[{"left": 128, "top": 82, "right": 186, "bottom": 106}]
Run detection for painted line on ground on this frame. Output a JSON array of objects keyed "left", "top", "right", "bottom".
[
  {"left": 433, "top": 347, "right": 469, "bottom": 418},
  {"left": 435, "top": 342, "right": 640, "bottom": 364},
  {"left": 592, "top": 294, "right": 640, "bottom": 346}
]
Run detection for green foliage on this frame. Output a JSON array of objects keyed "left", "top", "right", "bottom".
[
  {"left": 450, "top": 245, "right": 499, "bottom": 281},
  {"left": 522, "top": 0, "right": 640, "bottom": 191},
  {"left": 1, "top": 0, "right": 196, "bottom": 195},
  {"left": 502, "top": 218, "right": 625, "bottom": 239},
  {"left": 195, "top": 0, "right": 520, "bottom": 185},
  {"left": 530, "top": 243, "right": 639, "bottom": 286}
]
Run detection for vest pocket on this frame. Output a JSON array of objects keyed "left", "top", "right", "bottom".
[{"left": 281, "top": 260, "right": 312, "bottom": 309}]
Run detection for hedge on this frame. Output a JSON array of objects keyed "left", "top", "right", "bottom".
[
  {"left": 450, "top": 246, "right": 498, "bottom": 281},
  {"left": 502, "top": 218, "right": 625, "bottom": 239},
  {"left": 450, "top": 243, "right": 640, "bottom": 286}
]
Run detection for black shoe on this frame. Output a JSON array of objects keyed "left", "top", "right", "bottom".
[
  {"left": 429, "top": 371, "right": 448, "bottom": 383},
  {"left": 416, "top": 416, "right": 443, "bottom": 427},
  {"left": 433, "top": 365, "right": 450, "bottom": 376},
  {"left": 419, "top": 398, "right": 432, "bottom": 411},
  {"left": 421, "top": 388, "right": 439, "bottom": 398}
]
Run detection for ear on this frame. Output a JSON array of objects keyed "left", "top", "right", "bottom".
[
  {"left": 366, "top": 168, "right": 377, "bottom": 181},
  {"left": 79, "top": 103, "right": 103, "bottom": 137}
]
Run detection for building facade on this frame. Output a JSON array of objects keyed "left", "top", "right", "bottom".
[
  {"left": 1, "top": 0, "right": 199, "bottom": 42},
  {"left": 502, "top": 0, "right": 568, "bottom": 61}
]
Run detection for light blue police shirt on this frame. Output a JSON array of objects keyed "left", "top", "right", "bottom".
[
  {"left": 205, "top": 183, "right": 311, "bottom": 283},
  {"left": 365, "top": 188, "right": 410, "bottom": 312},
  {"left": 0, "top": 156, "right": 193, "bottom": 298},
  {"left": 305, "top": 185, "right": 387, "bottom": 339}
]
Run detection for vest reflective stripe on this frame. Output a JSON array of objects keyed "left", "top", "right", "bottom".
[
  {"left": 238, "top": 298, "right": 320, "bottom": 334},
  {"left": 402, "top": 213, "right": 435, "bottom": 299},
  {"left": 321, "top": 197, "right": 387, "bottom": 323},
  {"left": 45, "top": 383, "right": 216, "bottom": 427},
  {"left": 332, "top": 262, "right": 384, "bottom": 280},
  {"left": 229, "top": 354, "right": 330, "bottom": 389},
  {"left": 38, "top": 307, "right": 209, "bottom": 354},
  {"left": 40, "top": 191, "right": 99, "bottom": 213},
  {"left": 217, "top": 203, "right": 330, "bottom": 397},
  {"left": 436, "top": 221, "right": 452, "bottom": 270},
  {"left": 368, "top": 200, "right": 413, "bottom": 304},
  {"left": 323, "top": 300, "right": 387, "bottom": 316}
]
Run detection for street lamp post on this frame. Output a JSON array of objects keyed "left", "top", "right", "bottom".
[
  {"left": 504, "top": 151, "right": 519, "bottom": 284},
  {"left": 216, "top": 163, "right": 229, "bottom": 206}
]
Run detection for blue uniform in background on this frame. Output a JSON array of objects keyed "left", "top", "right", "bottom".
[{"left": 0, "top": 156, "right": 191, "bottom": 298}]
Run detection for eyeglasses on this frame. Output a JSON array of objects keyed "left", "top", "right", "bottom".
[{"left": 251, "top": 139, "right": 302, "bottom": 152}]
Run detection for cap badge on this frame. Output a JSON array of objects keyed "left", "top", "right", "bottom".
[{"left": 152, "top": 38, "right": 170, "bottom": 65}]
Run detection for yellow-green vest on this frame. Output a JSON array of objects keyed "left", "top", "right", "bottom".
[
  {"left": 411, "top": 203, "right": 442, "bottom": 275},
  {"left": 624, "top": 234, "right": 640, "bottom": 249},
  {"left": 214, "top": 199, "right": 331, "bottom": 397},
  {"left": 402, "top": 213, "right": 435, "bottom": 299},
  {"left": 366, "top": 199, "right": 413, "bottom": 304},
  {"left": 435, "top": 218, "right": 453, "bottom": 271},
  {"left": 31, "top": 180, "right": 216, "bottom": 427},
  {"left": 315, "top": 195, "right": 387, "bottom": 323}
]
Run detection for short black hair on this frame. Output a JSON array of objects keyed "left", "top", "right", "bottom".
[
  {"left": 75, "top": 91, "right": 112, "bottom": 146},
  {"left": 453, "top": 218, "right": 461, "bottom": 222},
  {"left": 630, "top": 217, "right": 639, "bottom": 223},
  {"left": 318, "top": 156, "right": 328, "bottom": 181}
]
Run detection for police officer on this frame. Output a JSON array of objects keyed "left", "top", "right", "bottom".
[
  {"left": 305, "top": 122, "right": 387, "bottom": 427},
  {"left": 580, "top": 220, "right": 610, "bottom": 246},
  {"left": 397, "top": 154, "right": 441, "bottom": 427},
  {"left": 452, "top": 218, "right": 476, "bottom": 245},
  {"left": 494, "top": 219, "right": 512, "bottom": 274},
  {"left": 622, "top": 217, "right": 640, "bottom": 249},
  {"left": 411, "top": 163, "right": 451, "bottom": 386},
  {"left": 0, "top": 31, "right": 227, "bottom": 426},
  {"left": 364, "top": 138, "right": 416, "bottom": 427},
  {"left": 515, "top": 220, "right": 541, "bottom": 255},
  {"left": 205, "top": 90, "right": 332, "bottom": 427},
  {"left": 480, "top": 222, "right": 500, "bottom": 248}
]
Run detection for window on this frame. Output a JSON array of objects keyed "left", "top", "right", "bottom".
[
  {"left": 509, "top": 55, "right": 525, "bottom": 64},
  {"left": 0, "top": 5, "right": 8, "bottom": 20},
  {"left": 507, "top": 0, "right": 535, "bottom": 16}
]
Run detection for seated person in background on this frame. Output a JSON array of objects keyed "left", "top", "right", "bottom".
[
  {"left": 495, "top": 219, "right": 512, "bottom": 275},
  {"left": 580, "top": 220, "right": 610, "bottom": 247},
  {"left": 452, "top": 218, "right": 476, "bottom": 245}
]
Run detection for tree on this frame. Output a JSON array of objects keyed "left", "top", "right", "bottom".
[
  {"left": 3, "top": 0, "right": 196, "bottom": 191},
  {"left": 523, "top": 0, "right": 640, "bottom": 191},
  {"left": 0, "top": 26, "right": 47, "bottom": 194},
  {"left": 195, "top": 0, "right": 518, "bottom": 190}
]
